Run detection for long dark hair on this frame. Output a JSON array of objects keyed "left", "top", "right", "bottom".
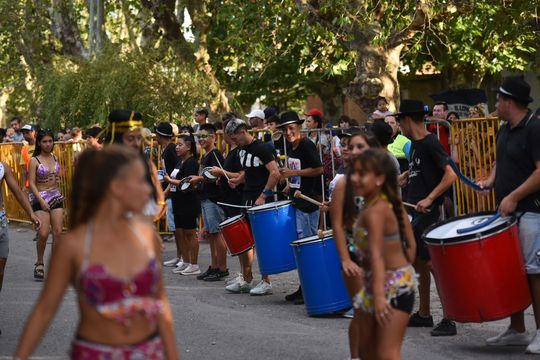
[
  {"left": 349, "top": 149, "right": 410, "bottom": 260},
  {"left": 33, "top": 129, "right": 55, "bottom": 157},
  {"left": 178, "top": 134, "right": 197, "bottom": 158},
  {"left": 69, "top": 145, "right": 142, "bottom": 228}
]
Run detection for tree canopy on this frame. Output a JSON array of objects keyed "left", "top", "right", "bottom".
[{"left": 0, "top": 0, "right": 537, "bottom": 128}]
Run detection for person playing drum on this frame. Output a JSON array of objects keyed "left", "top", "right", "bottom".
[
  {"left": 225, "top": 118, "right": 281, "bottom": 296},
  {"left": 478, "top": 77, "right": 540, "bottom": 354},
  {"left": 396, "top": 100, "right": 457, "bottom": 336},
  {"left": 277, "top": 111, "right": 323, "bottom": 304},
  {"left": 348, "top": 148, "right": 416, "bottom": 360}
]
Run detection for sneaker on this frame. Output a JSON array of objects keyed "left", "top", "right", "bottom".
[
  {"left": 526, "top": 330, "right": 540, "bottom": 353},
  {"left": 180, "top": 264, "right": 201, "bottom": 275},
  {"left": 197, "top": 266, "right": 216, "bottom": 280},
  {"left": 163, "top": 257, "right": 180, "bottom": 267},
  {"left": 226, "top": 279, "right": 252, "bottom": 293},
  {"left": 172, "top": 263, "right": 189, "bottom": 274},
  {"left": 408, "top": 312, "right": 434, "bottom": 327},
  {"left": 204, "top": 269, "right": 230, "bottom": 282},
  {"left": 431, "top": 319, "right": 457, "bottom": 336},
  {"left": 486, "top": 328, "right": 529, "bottom": 346},
  {"left": 343, "top": 308, "right": 354, "bottom": 319},
  {"left": 226, "top": 272, "right": 243, "bottom": 286},
  {"left": 250, "top": 280, "right": 273, "bottom": 296},
  {"left": 285, "top": 286, "right": 303, "bottom": 302}
]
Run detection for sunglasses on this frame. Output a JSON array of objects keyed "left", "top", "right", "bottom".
[{"left": 198, "top": 134, "right": 213, "bottom": 139}]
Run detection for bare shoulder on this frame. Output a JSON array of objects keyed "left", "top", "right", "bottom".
[
  {"left": 132, "top": 216, "right": 158, "bottom": 240},
  {"left": 56, "top": 225, "right": 86, "bottom": 259}
]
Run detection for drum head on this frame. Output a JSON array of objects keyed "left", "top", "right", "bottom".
[
  {"left": 291, "top": 234, "right": 333, "bottom": 247},
  {"left": 202, "top": 167, "right": 217, "bottom": 180},
  {"left": 423, "top": 212, "right": 516, "bottom": 244},
  {"left": 179, "top": 177, "right": 192, "bottom": 191},
  {"left": 248, "top": 200, "right": 292, "bottom": 213},
  {"left": 219, "top": 214, "right": 244, "bottom": 227}
]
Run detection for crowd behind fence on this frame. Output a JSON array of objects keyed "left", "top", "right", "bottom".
[{"left": 1, "top": 119, "right": 499, "bottom": 232}]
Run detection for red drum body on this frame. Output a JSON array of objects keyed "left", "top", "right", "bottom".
[
  {"left": 219, "top": 215, "right": 254, "bottom": 256},
  {"left": 423, "top": 212, "right": 531, "bottom": 323}
]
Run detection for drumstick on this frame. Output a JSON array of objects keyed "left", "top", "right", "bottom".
[
  {"left": 447, "top": 157, "right": 485, "bottom": 191},
  {"left": 293, "top": 190, "right": 323, "bottom": 207},
  {"left": 403, "top": 201, "right": 432, "bottom": 213},
  {"left": 217, "top": 202, "right": 251, "bottom": 209},
  {"left": 213, "top": 152, "right": 230, "bottom": 181},
  {"left": 317, "top": 229, "right": 333, "bottom": 239}
]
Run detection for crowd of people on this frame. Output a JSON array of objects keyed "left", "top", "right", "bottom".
[{"left": 0, "top": 76, "right": 539, "bottom": 359}]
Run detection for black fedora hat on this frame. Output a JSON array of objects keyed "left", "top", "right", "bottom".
[
  {"left": 277, "top": 111, "right": 304, "bottom": 128},
  {"left": 498, "top": 76, "right": 533, "bottom": 104},
  {"left": 337, "top": 126, "right": 362, "bottom": 139},
  {"left": 155, "top": 122, "right": 174, "bottom": 137},
  {"left": 394, "top": 100, "right": 429, "bottom": 117}
]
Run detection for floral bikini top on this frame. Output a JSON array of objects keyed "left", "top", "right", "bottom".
[{"left": 78, "top": 222, "right": 163, "bottom": 325}]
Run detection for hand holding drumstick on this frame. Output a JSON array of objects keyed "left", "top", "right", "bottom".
[{"left": 293, "top": 190, "right": 323, "bottom": 207}]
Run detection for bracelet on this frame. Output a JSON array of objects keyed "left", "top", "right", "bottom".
[
  {"left": 262, "top": 188, "right": 273, "bottom": 197},
  {"left": 157, "top": 201, "right": 167, "bottom": 206}
]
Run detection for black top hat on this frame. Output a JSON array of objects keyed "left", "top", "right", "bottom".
[
  {"left": 394, "top": 100, "right": 428, "bottom": 117},
  {"left": 498, "top": 76, "right": 533, "bottom": 104},
  {"left": 155, "top": 122, "right": 174, "bottom": 137},
  {"left": 371, "top": 120, "right": 393, "bottom": 147},
  {"left": 277, "top": 111, "right": 304, "bottom": 128}
]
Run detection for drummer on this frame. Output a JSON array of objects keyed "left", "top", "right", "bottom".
[
  {"left": 478, "top": 77, "right": 540, "bottom": 353},
  {"left": 277, "top": 111, "right": 323, "bottom": 304},
  {"left": 225, "top": 118, "right": 281, "bottom": 296},
  {"left": 189, "top": 124, "right": 229, "bottom": 282},
  {"left": 396, "top": 100, "right": 457, "bottom": 336}
]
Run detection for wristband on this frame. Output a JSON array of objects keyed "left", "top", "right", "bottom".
[{"left": 262, "top": 189, "right": 273, "bottom": 197}]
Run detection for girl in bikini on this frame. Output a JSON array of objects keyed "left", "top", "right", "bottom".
[
  {"left": 28, "top": 129, "right": 64, "bottom": 280},
  {"left": 15, "top": 146, "right": 178, "bottom": 359},
  {"left": 347, "top": 148, "right": 416, "bottom": 360}
]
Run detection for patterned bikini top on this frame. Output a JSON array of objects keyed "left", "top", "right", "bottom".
[
  {"left": 35, "top": 156, "right": 60, "bottom": 183},
  {"left": 78, "top": 222, "right": 163, "bottom": 325}
]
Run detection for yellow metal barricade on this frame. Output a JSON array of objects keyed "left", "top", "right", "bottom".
[
  {"left": 1, "top": 141, "right": 86, "bottom": 227},
  {"left": 451, "top": 118, "right": 500, "bottom": 215}
]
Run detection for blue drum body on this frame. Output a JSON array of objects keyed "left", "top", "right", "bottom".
[
  {"left": 247, "top": 200, "right": 297, "bottom": 275},
  {"left": 292, "top": 235, "right": 352, "bottom": 315}
]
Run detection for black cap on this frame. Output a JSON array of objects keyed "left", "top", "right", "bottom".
[
  {"left": 498, "top": 76, "right": 533, "bottom": 104},
  {"left": 394, "top": 100, "right": 429, "bottom": 117},
  {"left": 195, "top": 107, "right": 209, "bottom": 116},
  {"left": 277, "top": 111, "right": 304, "bottom": 128},
  {"left": 155, "top": 122, "right": 174, "bottom": 137},
  {"left": 85, "top": 126, "right": 102, "bottom": 138}
]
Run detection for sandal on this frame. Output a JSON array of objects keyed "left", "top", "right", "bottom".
[{"left": 34, "top": 262, "right": 44, "bottom": 280}]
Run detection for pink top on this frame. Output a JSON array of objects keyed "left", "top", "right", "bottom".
[{"left": 77, "top": 222, "right": 162, "bottom": 325}]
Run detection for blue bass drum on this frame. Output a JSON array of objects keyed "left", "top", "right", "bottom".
[
  {"left": 291, "top": 233, "right": 352, "bottom": 315},
  {"left": 247, "top": 200, "right": 297, "bottom": 275}
]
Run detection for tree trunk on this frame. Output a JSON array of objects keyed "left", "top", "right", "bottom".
[
  {"left": 345, "top": 45, "right": 402, "bottom": 117},
  {"left": 49, "top": 0, "right": 89, "bottom": 60},
  {"left": 312, "top": 80, "right": 344, "bottom": 123}
]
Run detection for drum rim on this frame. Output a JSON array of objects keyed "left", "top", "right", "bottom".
[
  {"left": 291, "top": 235, "right": 333, "bottom": 246},
  {"left": 422, "top": 211, "right": 516, "bottom": 245},
  {"left": 219, "top": 214, "right": 244, "bottom": 227},
  {"left": 247, "top": 200, "right": 292, "bottom": 213},
  {"left": 202, "top": 167, "right": 217, "bottom": 180}
]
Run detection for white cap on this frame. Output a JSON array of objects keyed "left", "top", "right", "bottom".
[{"left": 246, "top": 109, "right": 265, "bottom": 119}]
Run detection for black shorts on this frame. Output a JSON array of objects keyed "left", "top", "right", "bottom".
[
  {"left": 390, "top": 291, "right": 415, "bottom": 314},
  {"left": 410, "top": 207, "right": 440, "bottom": 261},
  {"left": 173, "top": 212, "right": 199, "bottom": 230},
  {"left": 32, "top": 200, "right": 63, "bottom": 212}
]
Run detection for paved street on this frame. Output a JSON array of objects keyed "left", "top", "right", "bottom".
[{"left": 0, "top": 223, "right": 535, "bottom": 359}]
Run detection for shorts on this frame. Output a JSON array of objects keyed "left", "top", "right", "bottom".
[
  {"left": 30, "top": 188, "right": 64, "bottom": 212},
  {"left": 174, "top": 212, "right": 200, "bottom": 230},
  {"left": 411, "top": 207, "right": 440, "bottom": 261},
  {"left": 200, "top": 199, "right": 225, "bottom": 234},
  {"left": 71, "top": 333, "right": 164, "bottom": 359},
  {"left": 518, "top": 212, "right": 540, "bottom": 274},
  {"left": 295, "top": 208, "right": 319, "bottom": 239},
  {"left": 0, "top": 212, "right": 9, "bottom": 258},
  {"left": 390, "top": 291, "right": 415, "bottom": 314}
]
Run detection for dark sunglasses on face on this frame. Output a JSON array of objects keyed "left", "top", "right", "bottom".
[{"left": 198, "top": 134, "right": 212, "bottom": 139}]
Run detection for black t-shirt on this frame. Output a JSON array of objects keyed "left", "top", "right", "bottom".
[
  {"left": 198, "top": 148, "right": 224, "bottom": 202},
  {"left": 162, "top": 143, "right": 180, "bottom": 175},
  {"left": 406, "top": 133, "right": 447, "bottom": 206},
  {"left": 221, "top": 147, "right": 244, "bottom": 203},
  {"left": 239, "top": 139, "right": 275, "bottom": 200},
  {"left": 495, "top": 111, "right": 540, "bottom": 212},
  {"left": 287, "top": 138, "right": 322, "bottom": 213},
  {"left": 171, "top": 156, "right": 200, "bottom": 214}
]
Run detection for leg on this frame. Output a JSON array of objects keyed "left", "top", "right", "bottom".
[
  {"left": 185, "top": 229, "right": 199, "bottom": 265},
  {"left": 214, "top": 232, "right": 228, "bottom": 271},
  {"left": 239, "top": 250, "right": 253, "bottom": 283},
  {"left": 0, "top": 257, "right": 6, "bottom": 293},
  {"left": 209, "top": 233, "right": 218, "bottom": 269},
  {"left": 414, "top": 258, "right": 431, "bottom": 316},
  {"left": 174, "top": 229, "right": 183, "bottom": 260},
  {"left": 375, "top": 308, "right": 410, "bottom": 360},
  {"left": 355, "top": 309, "right": 376, "bottom": 360},
  {"left": 35, "top": 211, "right": 51, "bottom": 264},
  {"left": 49, "top": 208, "right": 63, "bottom": 249},
  {"left": 343, "top": 274, "right": 363, "bottom": 359}
]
